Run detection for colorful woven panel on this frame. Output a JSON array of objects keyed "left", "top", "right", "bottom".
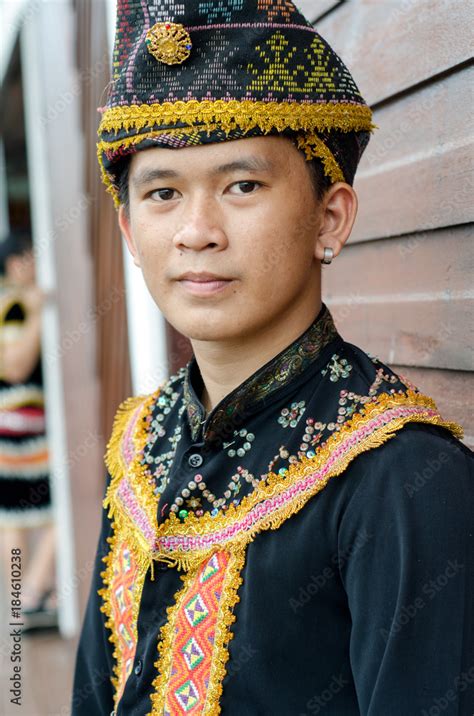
[
  {"left": 163, "top": 551, "right": 230, "bottom": 714},
  {"left": 110, "top": 541, "right": 140, "bottom": 701}
]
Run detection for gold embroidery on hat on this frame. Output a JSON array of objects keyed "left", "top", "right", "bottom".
[
  {"left": 97, "top": 100, "right": 377, "bottom": 207},
  {"left": 295, "top": 132, "right": 345, "bottom": 183},
  {"left": 145, "top": 22, "right": 192, "bottom": 66}
]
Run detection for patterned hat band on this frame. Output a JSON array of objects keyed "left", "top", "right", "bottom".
[{"left": 98, "top": 103, "right": 374, "bottom": 207}]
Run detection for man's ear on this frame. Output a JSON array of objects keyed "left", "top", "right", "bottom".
[
  {"left": 118, "top": 205, "right": 141, "bottom": 267},
  {"left": 314, "top": 182, "right": 358, "bottom": 262}
]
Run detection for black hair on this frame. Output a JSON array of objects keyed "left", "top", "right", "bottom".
[
  {"left": 0, "top": 230, "right": 33, "bottom": 275},
  {"left": 116, "top": 141, "right": 332, "bottom": 214}
]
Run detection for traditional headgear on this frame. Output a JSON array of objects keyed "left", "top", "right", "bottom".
[{"left": 98, "top": 1, "right": 376, "bottom": 207}]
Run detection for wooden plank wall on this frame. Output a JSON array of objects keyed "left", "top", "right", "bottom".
[
  {"left": 318, "top": 0, "right": 473, "bottom": 447},
  {"left": 75, "top": 0, "right": 132, "bottom": 446}
]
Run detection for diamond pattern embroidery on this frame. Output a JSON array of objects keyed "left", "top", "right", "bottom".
[
  {"left": 110, "top": 542, "right": 140, "bottom": 701},
  {"left": 165, "top": 552, "right": 231, "bottom": 713},
  {"left": 175, "top": 679, "right": 200, "bottom": 712},
  {"left": 182, "top": 637, "right": 205, "bottom": 670},
  {"left": 199, "top": 554, "right": 220, "bottom": 583},
  {"left": 184, "top": 593, "right": 209, "bottom": 627}
]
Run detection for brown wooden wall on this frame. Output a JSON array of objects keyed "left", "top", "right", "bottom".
[
  {"left": 74, "top": 0, "right": 132, "bottom": 446},
  {"left": 299, "top": 0, "right": 473, "bottom": 447}
]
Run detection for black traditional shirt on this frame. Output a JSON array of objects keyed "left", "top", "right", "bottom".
[{"left": 72, "top": 302, "right": 474, "bottom": 716}]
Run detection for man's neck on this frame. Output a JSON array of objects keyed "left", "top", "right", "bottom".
[{"left": 192, "top": 298, "right": 323, "bottom": 414}]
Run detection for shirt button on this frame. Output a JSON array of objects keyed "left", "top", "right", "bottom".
[
  {"left": 188, "top": 453, "right": 203, "bottom": 468},
  {"left": 134, "top": 659, "right": 142, "bottom": 676}
]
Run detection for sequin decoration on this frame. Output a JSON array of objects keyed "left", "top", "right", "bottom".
[
  {"left": 183, "top": 305, "right": 339, "bottom": 442},
  {"left": 277, "top": 400, "right": 306, "bottom": 428},
  {"left": 145, "top": 22, "right": 193, "bottom": 66},
  {"left": 139, "top": 374, "right": 186, "bottom": 495},
  {"left": 321, "top": 354, "right": 353, "bottom": 382},
  {"left": 224, "top": 428, "right": 255, "bottom": 458}
]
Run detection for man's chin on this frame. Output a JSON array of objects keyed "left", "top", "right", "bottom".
[{"left": 169, "top": 315, "right": 245, "bottom": 343}]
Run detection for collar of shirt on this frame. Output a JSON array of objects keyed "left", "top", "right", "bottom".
[{"left": 182, "top": 301, "right": 343, "bottom": 444}]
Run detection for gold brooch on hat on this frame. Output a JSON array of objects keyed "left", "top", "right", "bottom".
[{"left": 145, "top": 22, "right": 192, "bottom": 65}]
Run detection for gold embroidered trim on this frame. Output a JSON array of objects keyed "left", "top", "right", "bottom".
[
  {"left": 147, "top": 548, "right": 246, "bottom": 715},
  {"left": 295, "top": 132, "right": 344, "bottom": 182},
  {"left": 153, "top": 391, "right": 463, "bottom": 543},
  {"left": 103, "top": 392, "right": 159, "bottom": 576},
  {"left": 105, "top": 387, "right": 463, "bottom": 571},
  {"left": 98, "top": 527, "right": 150, "bottom": 706},
  {"left": 103, "top": 393, "right": 149, "bottom": 483},
  {"left": 99, "top": 100, "right": 374, "bottom": 136},
  {"left": 97, "top": 521, "right": 121, "bottom": 698},
  {"left": 101, "top": 386, "right": 464, "bottom": 709},
  {"left": 97, "top": 100, "right": 376, "bottom": 206}
]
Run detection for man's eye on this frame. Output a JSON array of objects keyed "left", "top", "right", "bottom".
[
  {"left": 149, "top": 188, "right": 178, "bottom": 201},
  {"left": 229, "top": 181, "right": 261, "bottom": 195}
]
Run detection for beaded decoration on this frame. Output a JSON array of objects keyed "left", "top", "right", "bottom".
[
  {"left": 100, "top": 384, "right": 464, "bottom": 710},
  {"left": 183, "top": 303, "right": 339, "bottom": 443}
]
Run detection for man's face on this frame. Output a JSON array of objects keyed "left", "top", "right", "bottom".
[{"left": 119, "top": 135, "right": 324, "bottom": 343}]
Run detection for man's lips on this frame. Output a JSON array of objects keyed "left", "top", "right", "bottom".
[
  {"left": 176, "top": 271, "right": 233, "bottom": 282},
  {"left": 176, "top": 274, "right": 235, "bottom": 296}
]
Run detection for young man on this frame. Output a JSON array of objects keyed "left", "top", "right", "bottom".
[{"left": 73, "top": 2, "right": 473, "bottom": 714}]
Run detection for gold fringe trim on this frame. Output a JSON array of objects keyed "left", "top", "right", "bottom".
[
  {"left": 100, "top": 386, "right": 464, "bottom": 709},
  {"left": 99, "top": 525, "right": 151, "bottom": 707},
  {"left": 103, "top": 393, "right": 150, "bottom": 486},
  {"left": 148, "top": 390, "right": 463, "bottom": 557},
  {"left": 98, "top": 100, "right": 375, "bottom": 136},
  {"left": 147, "top": 548, "right": 246, "bottom": 716},
  {"left": 103, "top": 391, "right": 160, "bottom": 579},
  {"left": 295, "top": 132, "right": 344, "bottom": 182},
  {"left": 97, "top": 522, "right": 121, "bottom": 702},
  {"left": 97, "top": 100, "right": 376, "bottom": 207},
  {"left": 104, "top": 387, "right": 464, "bottom": 573}
]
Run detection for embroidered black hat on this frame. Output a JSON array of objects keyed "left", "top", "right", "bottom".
[{"left": 97, "top": 0, "right": 376, "bottom": 207}]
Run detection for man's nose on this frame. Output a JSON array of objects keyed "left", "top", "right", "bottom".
[{"left": 173, "top": 195, "right": 228, "bottom": 251}]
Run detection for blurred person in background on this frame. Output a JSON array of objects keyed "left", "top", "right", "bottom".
[{"left": 0, "top": 230, "right": 57, "bottom": 632}]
